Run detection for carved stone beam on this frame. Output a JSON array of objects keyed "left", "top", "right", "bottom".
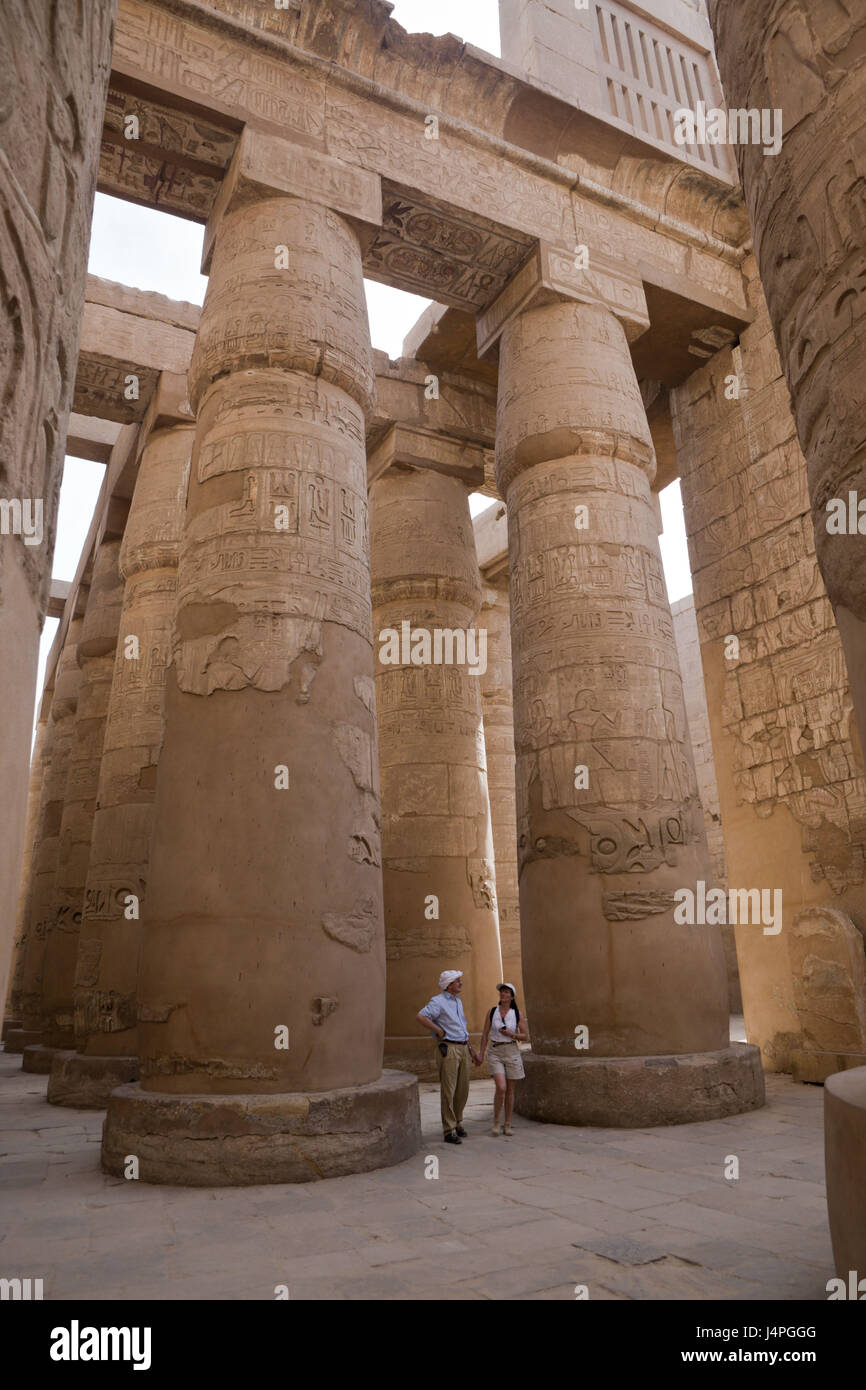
[
  {"left": 201, "top": 126, "right": 382, "bottom": 274},
  {"left": 367, "top": 424, "right": 488, "bottom": 490},
  {"left": 477, "top": 242, "right": 650, "bottom": 359}
]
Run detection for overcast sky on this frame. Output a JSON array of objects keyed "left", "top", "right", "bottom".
[{"left": 40, "top": 0, "right": 692, "bottom": 714}]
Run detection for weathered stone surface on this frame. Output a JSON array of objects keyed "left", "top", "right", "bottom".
[
  {"left": 499, "top": 0, "right": 735, "bottom": 180},
  {"left": 6, "top": 718, "right": 49, "bottom": 1021},
  {"left": 16, "top": 625, "right": 84, "bottom": 1041},
  {"left": 515, "top": 1044, "right": 765, "bottom": 1127},
  {"left": 21, "top": 1043, "right": 58, "bottom": 1075},
  {"left": 111, "top": 0, "right": 750, "bottom": 327},
  {"left": 672, "top": 259, "right": 866, "bottom": 1075},
  {"left": 496, "top": 297, "right": 732, "bottom": 1116},
  {"left": 102, "top": 1072, "right": 420, "bottom": 1185},
  {"left": 672, "top": 595, "right": 740, "bottom": 1011},
  {"left": 789, "top": 905, "right": 866, "bottom": 1059},
  {"left": 51, "top": 419, "right": 193, "bottom": 1107},
  {"left": 3, "top": 1029, "right": 41, "bottom": 1055},
  {"left": 41, "top": 542, "right": 124, "bottom": 1050},
  {"left": 479, "top": 580, "right": 523, "bottom": 1001},
  {"left": 134, "top": 195, "right": 385, "bottom": 1095},
  {"left": 0, "top": 0, "right": 116, "bottom": 1044},
  {"left": 824, "top": 1066, "right": 866, "bottom": 1282},
  {"left": 708, "top": 0, "right": 866, "bottom": 769},
  {"left": 99, "top": 184, "right": 421, "bottom": 1180},
  {"left": 371, "top": 462, "right": 502, "bottom": 1074},
  {"left": 47, "top": 1050, "right": 139, "bottom": 1108}
]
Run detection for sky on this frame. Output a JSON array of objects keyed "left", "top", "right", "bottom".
[{"left": 39, "top": 0, "right": 692, "bottom": 714}]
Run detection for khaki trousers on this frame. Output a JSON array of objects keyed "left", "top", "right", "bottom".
[{"left": 436, "top": 1041, "right": 470, "bottom": 1134}]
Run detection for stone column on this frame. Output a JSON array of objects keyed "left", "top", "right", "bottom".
[
  {"left": 101, "top": 133, "right": 420, "bottom": 1184},
  {"left": 15, "top": 622, "right": 83, "bottom": 1062},
  {"left": 494, "top": 294, "right": 763, "bottom": 1125},
  {"left": 479, "top": 580, "right": 524, "bottom": 1002},
  {"left": 708, "top": 0, "right": 866, "bottom": 746},
  {"left": 48, "top": 413, "right": 192, "bottom": 1107},
  {"left": 33, "top": 541, "right": 124, "bottom": 1068},
  {"left": 4, "top": 716, "right": 49, "bottom": 1037},
  {"left": 0, "top": 0, "right": 116, "bottom": 1019},
  {"left": 672, "top": 258, "right": 866, "bottom": 1081},
  {"left": 370, "top": 463, "right": 502, "bottom": 1075}
]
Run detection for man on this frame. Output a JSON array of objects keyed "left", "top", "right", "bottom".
[{"left": 417, "top": 970, "right": 480, "bottom": 1145}]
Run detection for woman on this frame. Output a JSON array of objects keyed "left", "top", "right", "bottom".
[{"left": 477, "top": 982, "right": 528, "bottom": 1135}]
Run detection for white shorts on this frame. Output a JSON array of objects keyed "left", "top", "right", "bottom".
[{"left": 487, "top": 1042, "right": 525, "bottom": 1080}]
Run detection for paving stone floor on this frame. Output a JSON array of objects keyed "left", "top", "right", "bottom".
[{"left": 0, "top": 1050, "right": 834, "bottom": 1301}]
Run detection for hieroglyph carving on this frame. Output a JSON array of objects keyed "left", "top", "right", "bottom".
[{"left": 0, "top": 0, "right": 116, "bottom": 610}]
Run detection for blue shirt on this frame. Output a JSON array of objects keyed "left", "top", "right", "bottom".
[{"left": 420, "top": 991, "right": 469, "bottom": 1042}]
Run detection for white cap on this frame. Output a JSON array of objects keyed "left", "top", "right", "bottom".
[
  {"left": 497, "top": 982, "right": 516, "bottom": 993},
  {"left": 439, "top": 969, "right": 463, "bottom": 990}
]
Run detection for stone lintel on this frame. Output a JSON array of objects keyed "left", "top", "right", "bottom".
[
  {"left": 86, "top": 274, "right": 202, "bottom": 333},
  {"left": 202, "top": 127, "right": 383, "bottom": 274},
  {"left": 75, "top": 295, "right": 198, "bottom": 425},
  {"left": 65, "top": 414, "right": 122, "bottom": 465},
  {"left": 370, "top": 355, "right": 497, "bottom": 451},
  {"left": 43, "top": 424, "right": 141, "bottom": 705},
  {"left": 474, "top": 501, "right": 509, "bottom": 581},
  {"left": 477, "top": 242, "right": 650, "bottom": 358},
  {"left": 367, "top": 424, "right": 486, "bottom": 489},
  {"left": 46, "top": 581, "right": 72, "bottom": 622}
]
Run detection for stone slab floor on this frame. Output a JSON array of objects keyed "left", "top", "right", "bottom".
[{"left": 0, "top": 1051, "right": 833, "bottom": 1301}]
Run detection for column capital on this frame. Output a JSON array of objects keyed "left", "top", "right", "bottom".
[
  {"left": 477, "top": 242, "right": 649, "bottom": 359},
  {"left": 202, "top": 127, "right": 383, "bottom": 273},
  {"left": 367, "top": 423, "right": 487, "bottom": 489}
]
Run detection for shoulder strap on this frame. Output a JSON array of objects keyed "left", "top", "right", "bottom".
[{"left": 489, "top": 1006, "right": 496, "bottom": 1023}]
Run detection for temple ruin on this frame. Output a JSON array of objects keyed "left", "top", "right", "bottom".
[{"left": 1, "top": 0, "right": 864, "bottom": 1291}]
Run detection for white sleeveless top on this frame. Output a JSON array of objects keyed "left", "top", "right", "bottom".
[{"left": 490, "top": 1006, "right": 517, "bottom": 1044}]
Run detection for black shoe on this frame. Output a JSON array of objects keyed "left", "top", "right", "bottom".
[
  {"left": 455, "top": 1126, "right": 468, "bottom": 1138},
  {"left": 443, "top": 1131, "right": 462, "bottom": 1145}
]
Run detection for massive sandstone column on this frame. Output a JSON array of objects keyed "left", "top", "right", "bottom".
[
  {"left": 49, "top": 412, "right": 192, "bottom": 1107},
  {"left": 102, "top": 135, "right": 420, "bottom": 1183},
  {"left": 493, "top": 294, "right": 764, "bottom": 1125},
  {"left": 370, "top": 463, "right": 502, "bottom": 1074},
  {"left": 14, "top": 623, "right": 84, "bottom": 1059},
  {"left": 479, "top": 580, "right": 523, "bottom": 1001},
  {"left": 0, "top": 0, "right": 116, "bottom": 1018},
  {"left": 32, "top": 541, "right": 124, "bottom": 1069},
  {"left": 708, "top": 0, "right": 866, "bottom": 746},
  {"left": 5, "top": 716, "right": 49, "bottom": 1037},
  {"left": 672, "top": 256, "right": 866, "bottom": 1081}
]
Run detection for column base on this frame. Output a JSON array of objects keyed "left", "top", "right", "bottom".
[
  {"left": 22, "top": 1044, "right": 59, "bottom": 1074},
  {"left": 514, "top": 1044, "right": 765, "bottom": 1127},
  {"left": 2, "top": 1019, "right": 22, "bottom": 1042},
  {"left": 47, "top": 1051, "right": 140, "bottom": 1108},
  {"left": 102, "top": 1070, "right": 421, "bottom": 1185},
  {"left": 4, "top": 1028, "right": 42, "bottom": 1054}
]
